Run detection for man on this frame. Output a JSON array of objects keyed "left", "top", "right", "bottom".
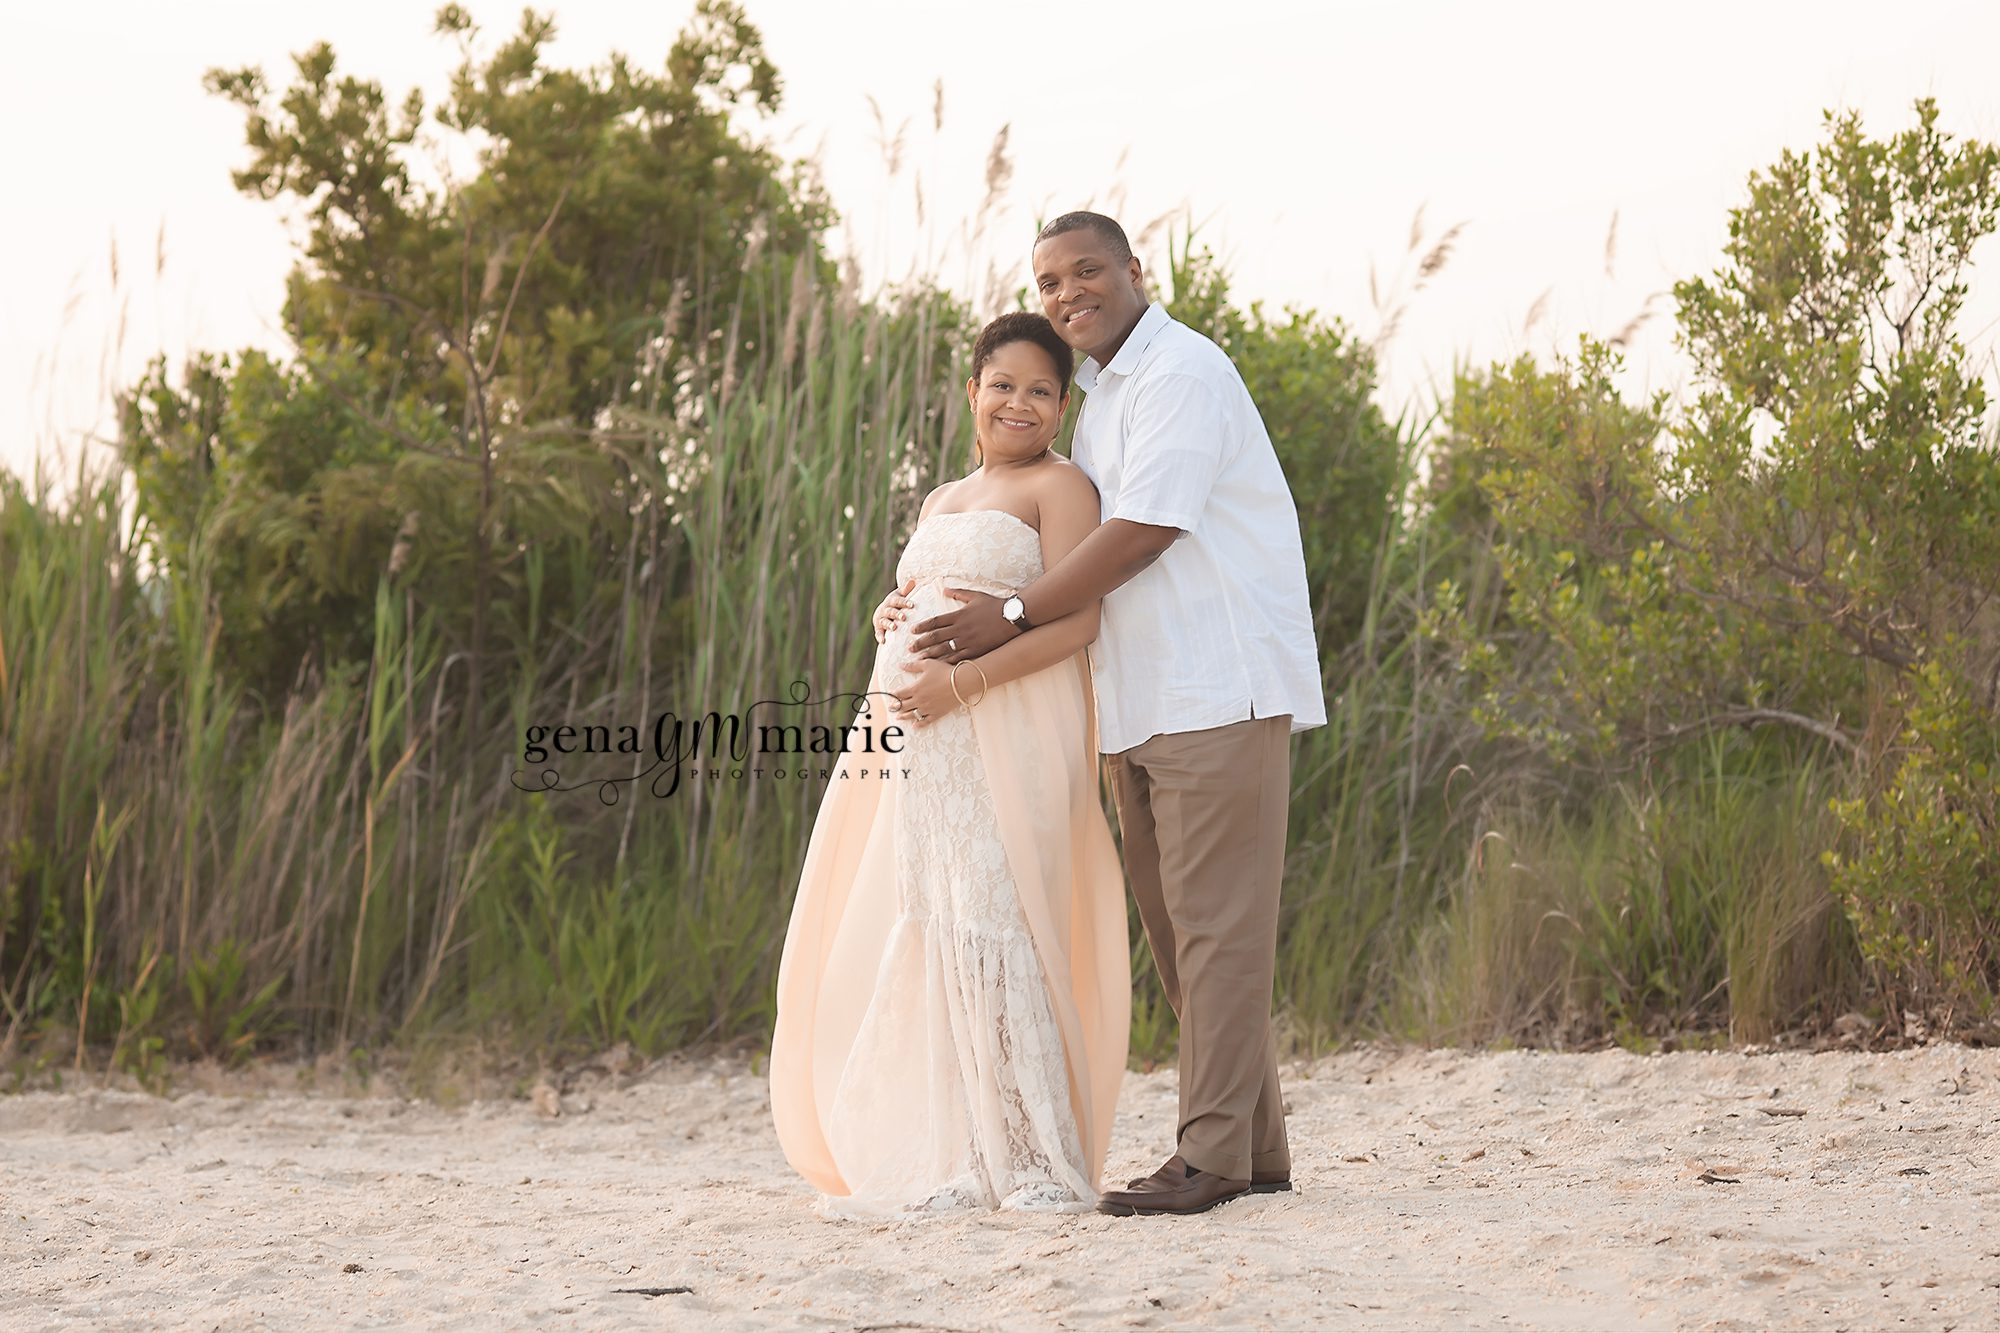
[{"left": 909, "top": 211, "right": 1326, "bottom": 1216}]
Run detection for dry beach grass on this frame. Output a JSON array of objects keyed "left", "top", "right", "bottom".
[{"left": 6, "top": 1044, "right": 1998, "bottom": 1330}]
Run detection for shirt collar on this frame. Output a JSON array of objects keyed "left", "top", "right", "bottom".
[{"left": 1076, "top": 301, "right": 1172, "bottom": 392}]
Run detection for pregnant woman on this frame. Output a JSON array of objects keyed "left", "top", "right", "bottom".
[{"left": 769, "top": 312, "right": 1129, "bottom": 1219}]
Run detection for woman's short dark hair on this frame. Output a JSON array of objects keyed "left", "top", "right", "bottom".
[{"left": 970, "top": 311, "right": 1074, "bottom": 392}]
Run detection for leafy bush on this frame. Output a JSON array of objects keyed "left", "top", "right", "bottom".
[
  {"left": 1828, "top": 661, "right": 2000, "bottom": 1024},
  {"left": 1431, "top": 98, "right": 2000, "bottom": 1023}
]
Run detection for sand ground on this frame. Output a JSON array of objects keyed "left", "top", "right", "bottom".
[{"left": 4, "top": 1044, "right": 1997, "bottom": 1331}]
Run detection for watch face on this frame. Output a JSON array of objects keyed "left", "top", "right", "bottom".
[{"left": 1003, "top": 597, "right": 1024, "bottom": 620}]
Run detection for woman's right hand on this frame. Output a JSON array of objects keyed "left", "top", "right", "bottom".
[{"left": 872, "top": 578, "right": 917, "bottom": 644}]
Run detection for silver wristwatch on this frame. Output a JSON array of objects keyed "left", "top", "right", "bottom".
[{"left": 1001, "top": 593, "right": 1033, "bottom": 632}]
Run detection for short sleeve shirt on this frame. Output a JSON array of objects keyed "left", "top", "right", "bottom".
[{"left": 1070, "top": 302, "right": 1327, "bottom": 755}]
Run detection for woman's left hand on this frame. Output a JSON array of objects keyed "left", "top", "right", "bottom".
[{"left": 890, "top": 658, "right": 963, "bottom": 728}]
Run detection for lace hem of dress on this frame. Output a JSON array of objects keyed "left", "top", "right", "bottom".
[
  {"left": 817, "top": 914, "right": 1096, "bottom": 1222},
  {"left": 814, "top": 1175, "right": 1095, "bottom": 1222}
]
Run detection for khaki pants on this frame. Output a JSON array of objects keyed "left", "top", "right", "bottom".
[{"left": 1107, "top": 714, "right": 1291, "bottom": 1182}]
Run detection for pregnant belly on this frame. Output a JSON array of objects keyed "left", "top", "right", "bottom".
[{"left": 876, "top": 581, "right": 969, "bottom": 695}]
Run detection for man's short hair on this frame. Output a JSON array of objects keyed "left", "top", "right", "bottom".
[{"left": 1034, "top": 211, "right": 1133, "bottom": 264}]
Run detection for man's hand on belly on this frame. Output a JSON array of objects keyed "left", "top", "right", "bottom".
[{"left": 909, "top": 589, "right": 1013, "bottom": 663}]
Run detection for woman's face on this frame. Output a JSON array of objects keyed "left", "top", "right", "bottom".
[{"left": 965, "top": 340, "right": 1066, "bottom": 465}]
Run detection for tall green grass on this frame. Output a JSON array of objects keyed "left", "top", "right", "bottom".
[{"left": 1393, "top": 736, "right": 1859, "bottom": 1047}]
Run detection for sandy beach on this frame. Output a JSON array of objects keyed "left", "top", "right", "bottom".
[{"left": 5, "top": 1043, "right": 1997, "bottom": 1330}]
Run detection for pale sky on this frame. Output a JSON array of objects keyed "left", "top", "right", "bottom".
[{"left": 7, "top": 0, "right": 2000, "bottom": 490}]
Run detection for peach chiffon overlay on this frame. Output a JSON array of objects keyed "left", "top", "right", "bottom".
[{"left": 769, "top": 510, "right": 1130, "bottom": 1215}]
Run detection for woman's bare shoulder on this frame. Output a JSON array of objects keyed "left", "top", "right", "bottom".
[
  {"left": 918, "top": 477, "right": 964, "bottom": 519},
  {"left": 1033, "top": 455, "right": 1101, "bottom": 509}
]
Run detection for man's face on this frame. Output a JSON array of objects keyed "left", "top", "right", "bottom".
[{"left": 1033, "top": 230, "right": 1148, "bottom": 362}]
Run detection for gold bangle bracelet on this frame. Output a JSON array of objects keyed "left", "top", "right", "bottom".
[{"left": 950, "top": 660, "right": 989, "bottom": 708}]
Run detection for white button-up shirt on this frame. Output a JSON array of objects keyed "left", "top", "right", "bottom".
[{"left": 1068, "top": 301, "right": 1327, "bottom": 755}]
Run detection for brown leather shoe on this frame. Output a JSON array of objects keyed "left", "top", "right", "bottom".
[
  {"left": 1125, "top": 1155, "right": 1291, "bottom": 1194},
  {"left": 1122, "top": 1153, "right": 1190, "bottom": 1191},
  {"left": 1097, "top": 1158, "right": 1250, "bottom": 1216}
]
